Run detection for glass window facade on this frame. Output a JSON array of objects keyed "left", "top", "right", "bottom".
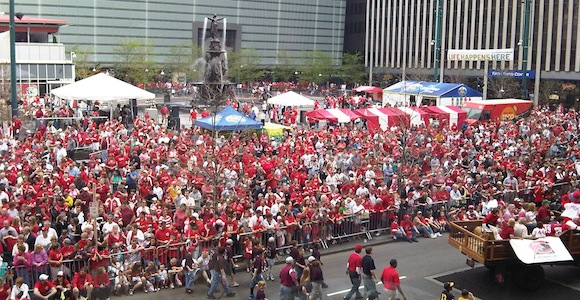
[{"left": 12, "top": 0, "right": 346, "bottom": 66}]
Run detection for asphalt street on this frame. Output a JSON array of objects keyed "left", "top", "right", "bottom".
[{"left": 122, "top": 232, "right": 580, "bottom": 300}]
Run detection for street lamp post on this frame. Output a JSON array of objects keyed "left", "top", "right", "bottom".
[
  {"left": 433, "top": 0, "right": 443, "bottom": 83},
  {"left": 521, "top": 0, "right": 532, "bottom": 101},
  {"left": 9, "top": 0, "right": 20, "bottom": 117}
]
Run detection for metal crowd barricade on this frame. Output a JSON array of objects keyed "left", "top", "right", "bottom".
[{"left": 7, "top": 259, "right": 88, "bottom": 288}]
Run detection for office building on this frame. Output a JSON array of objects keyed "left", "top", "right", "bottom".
[
  {"left": 6, "top": 0, "right": 346, "bottom": 67},
  {"left": 365, "top": 0, "right": 580, "bottom": 104}
]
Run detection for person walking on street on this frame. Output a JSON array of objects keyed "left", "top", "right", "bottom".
[
  {"left": 249, "top": 250, "right": 265, "bottom": 299},
  {"left": 344, "top": 244, "right": 363, "bottom": 300},
  {"left": 265, "top": 237, "right": 279, "bottom": 281},
  {"left": 361, "top": 246, "right": 379, "bottom": 300},
  {"left": 280, "top": 257, "right": 299, "bottom": 300},
  {"left": 381, "top": 259, "right": 406, "bottom": 300},
  {"left": 309, "top": 258, "right": 324, "bottom": 300},
  {"left": 207, "top": 247, "right": 236, "bottom": 299}
]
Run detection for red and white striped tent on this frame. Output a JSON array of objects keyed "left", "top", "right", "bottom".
[
  {"left": 396, "top": 106, "right": 430, "bottom": 126},
  {"left": 354, "top": 107, "right": 409, "bottom": 131},
  {"left": 422, "top": 106, "right": 467, "bottom": 127},
  {"left": 305, "top": 108, "right": 360, "bottom": 123}
]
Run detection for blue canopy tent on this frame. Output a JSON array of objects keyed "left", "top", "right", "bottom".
[
  {"left": 195, "top": 106, "right": 263, "bottom": 131},
  {"left": 382, "top": 81, "right": 483, "bottom": 107}
]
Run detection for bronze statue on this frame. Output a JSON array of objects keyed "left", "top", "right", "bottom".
[{"left": 208, "top": 14, "right": 224, "bottom": 39}]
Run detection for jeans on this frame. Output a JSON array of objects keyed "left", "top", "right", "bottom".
[
  {"left": 280, "top": 285, "right": 295, "bottom": 300},
  {"left": 417, "top": 225, "right": 434, "bottom": 237},
  {"left": 362, "top": 274, "right": 379, "bottom": 299},
  {"left": 393, "top": 230, "right": 413, "bottom": 242},
  {"left": 265, "top": 258, "right": 275, "bottom": 278},
  {"left": 345, "top": 271, "right": 362, "bottom": 299},
  {"left": 207, "top": 269, "right": 231, "bottom": 297},
  {"left": 250, "top": 274, "right": 265, "bottom": 291},
  {"left": 184, "top": 270, "right": 195, "bottom": 290}
]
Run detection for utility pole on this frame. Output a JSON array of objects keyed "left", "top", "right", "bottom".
[
  {"left": 9, "top": 0, "right": 18, "bottom": 117},
  {"left": 521, "top": 0, "right": 531, "bottom": 101},
  {"left": 433, "top": 0, "right": 443, "bottom": 82}
]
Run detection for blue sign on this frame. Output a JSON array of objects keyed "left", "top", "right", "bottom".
[{"left": 488, "top": 69, "right": 536, "bottom": 79}]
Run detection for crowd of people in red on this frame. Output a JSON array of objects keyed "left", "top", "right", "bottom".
[{"left": 0, "top": 98, "right": 579, "bottom": 298}]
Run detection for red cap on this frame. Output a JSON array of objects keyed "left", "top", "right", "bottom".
[
  {"left": 354, "top": 244, "right": 362, "bottom": 252},
  {"left": 187, "top": 246, "right": 195, "bottom": 252}
]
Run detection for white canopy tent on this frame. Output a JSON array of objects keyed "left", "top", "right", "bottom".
[
  {"left": 50, "top": 73, "right": 155, "bottom": 101},
  {"left": 267, "top": 91, "right": 315, "bottom": 107}
]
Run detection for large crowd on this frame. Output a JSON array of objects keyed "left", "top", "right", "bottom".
[{"left": 0, "top": 93, "right": 579, "bottom": 300}]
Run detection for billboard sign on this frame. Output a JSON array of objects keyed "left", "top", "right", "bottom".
[
  {"left": 447, "top": 49, "right": 514, "bottom": 61},
  {"left": 488, "top": 69, "right": 536, "bottom": 79}
]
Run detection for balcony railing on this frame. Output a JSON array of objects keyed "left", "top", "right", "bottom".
[{"left": 16, "top": 42, "right": 70, "bottom": 63}]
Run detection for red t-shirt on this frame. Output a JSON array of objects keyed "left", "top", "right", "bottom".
[
  {"left": 155, "top": 228, "right": 172, "bottom": 242},
  {"left": 346, "top": 252, "right": 362, "bottom": 273},
  {"left": 380, "top": 266, "right": 400, "bottom": 291},
  {"left": 499, "top": 226, "right": 514, "bottom": 239},
  {"left": 34, "top": 280, "right": 55, "bottom": 296},
  {"left": 48, "top": 250, "right": 63, "bottom": 267}
]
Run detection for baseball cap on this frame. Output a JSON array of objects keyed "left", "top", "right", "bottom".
[
  {"left": 268, "top": 237, "right": 275, "bottom": 243},
  {"left": 226, "top": 239, "right": 233, "bottom": 245},
  {"left": 285, "top": 257, "right": 294, "bottom": 264},
  {"left": 307, "top": 256, "right": 316, "bottom": 263},
  {"left": 542, "top": 200, "right": 550, "bottom": 205},
  {"left": 39, "top": 274, "right": 49, "bottom": 281},
  {"left": 187, "top": 246, "right": 195, "bottom": 252},
  {"left": 354, "top": 244, "right": 362, "bottom": 252},
  {"left": 57, "top": 271, "right": 64, "bottom": 277},
  {"left": 444, "top": 282, "right": 454, "bottom": 289}
]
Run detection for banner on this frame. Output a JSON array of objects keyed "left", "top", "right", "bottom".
[
  {"left": 509, "top": 236, "right": 573, "bottom": 264},
  {"left": 488, "top": 69, "right": 536, "bottom": 79},
  {"left": 447, "top": 49, "right": 514, "bottom": 61}
]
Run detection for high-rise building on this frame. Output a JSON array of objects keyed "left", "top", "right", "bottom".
[
  {"left": 365, "top": 0, "right": 580, "bottom": 104},
  {"left": 344, "top": 0, "right": 366, "bottom": 54},
  {"left": 5, "top": 0, "right": 346, "bottom": 66}
]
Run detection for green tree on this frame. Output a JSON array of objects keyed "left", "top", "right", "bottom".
[
  {"left": 68, "top": 46, "right": 92, "bottom": 80},
  {"left": 275, "top": 50, "right": 296, "bottom": 82},
  {"left": 113, "top": 39, "right": 157, "bottom": 84},
  {"left": 228, "top": 49, "right": 263, "bottom": 84},
  {"left": 162, "top": 42, "right": 205, "bottom": 82},
  {"left": 297, "top": 51, "right": 333, "bottom": 83},
  {"left": 339, "top": 53, "right": 367, "bottom": 85}
]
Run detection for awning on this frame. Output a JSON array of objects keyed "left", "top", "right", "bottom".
[
  {"left": 353, "top": 86, "right": 383, "bottom": 93},
  {"left": 267, "top": 91, "right": 315, "bottom": 107},
  {"left": 422, "top": 106, "right": 467, "bottom": 127},
  {"left": 397, "top": 107, "right": 429, "bottom": 126},
  {"left": 354, "top": 107, "right": 409, "bottom": 131},
  {"left": 305, "top": 108, "right": 360, "bottom": 123}
]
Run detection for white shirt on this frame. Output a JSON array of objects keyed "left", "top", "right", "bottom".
[
  {"left": 102, "top": 221, "right": 118, "bottom": 235},
  {"left": 35, "top": 234, "right": 51, "bottom": 248},
  {"left": 450, "top": 190, "right": 463, "bottom": 202},
  {"left": 11, "top": 283, "right": 29, "bottom": 300}
]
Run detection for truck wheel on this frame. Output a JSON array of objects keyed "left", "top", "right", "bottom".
[
  {"left": 514, "top": 265, "right": 545, "bottom": 291},
  {"left": 484, "top": 261, "right": 495, "bottom": 271}
]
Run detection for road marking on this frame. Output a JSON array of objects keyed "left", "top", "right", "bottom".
[
  {"left": 546, "top": 278, "right": 580, "bottom": 292},
  {"left": 425, "top": 267, "right": 483, "bottom": 300},
  {"left": 326, "top": 276, "right": 406, "bottom": 297}
]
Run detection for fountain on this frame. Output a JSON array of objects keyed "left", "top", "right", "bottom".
[{"left": 193, "top": 14, "right": 235, "bottom": 108}]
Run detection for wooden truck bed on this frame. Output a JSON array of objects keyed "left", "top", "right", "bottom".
[{"left": 448, "top": 220, "right": 580, "bottom": 264}]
